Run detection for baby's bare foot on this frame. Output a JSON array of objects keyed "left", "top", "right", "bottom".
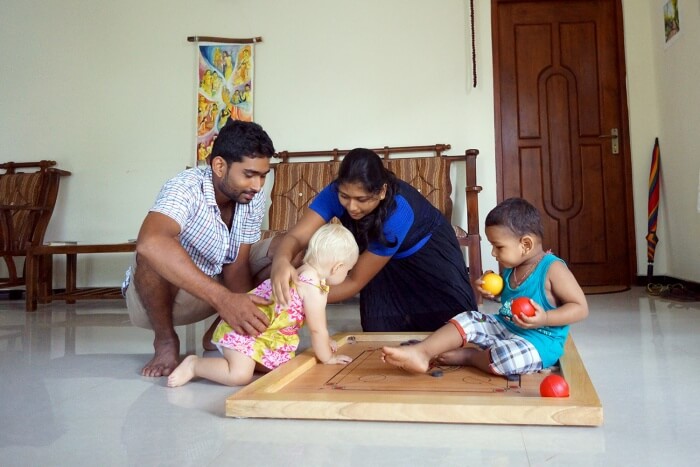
[
  {"left": 167, "top": 355, "right": 198, "bottom": 387},
  {"left": 434, "top": 348, "right": 478, "bottom": 366},
  {"left": 381, "top": 345, "right": 431, "bottom": 373}
]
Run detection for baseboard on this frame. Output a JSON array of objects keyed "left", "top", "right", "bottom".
[
  {"left": 636, "top": 275, "right": 700, "bottom": 291},
  {"left": 0, "top": 289, "right": 24, "bottom": 300}
]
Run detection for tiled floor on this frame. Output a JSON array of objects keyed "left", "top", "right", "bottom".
[{"left": 1, "top": 287, "right": 698, "bottom": 466}]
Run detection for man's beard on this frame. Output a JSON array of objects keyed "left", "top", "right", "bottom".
[{"left": 219, "top": 180, "right": 255, "bottom": 204}]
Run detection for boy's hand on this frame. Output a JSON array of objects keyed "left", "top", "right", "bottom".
[
  {"left": 511, "top": 299, "right": 547, "bottom": 329},
  {"left": 476, "top": 270, "right": 500, "bottom": 301}
]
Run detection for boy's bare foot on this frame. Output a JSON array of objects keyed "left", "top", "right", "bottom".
[
  {"left": 167, "top": 355, "right": 199, "bottom": 387},
  {"left": 433, "top": 348, "right": 479, "bottom": 367},
  {"left": 202, "top": 317, "right": 221, "bottom": 351},
  {"left": 141, "top": 337, "right": 180, "bottom": 377},
  {"left": 381, "top": 345, "right": 431, "bottom": 373}
]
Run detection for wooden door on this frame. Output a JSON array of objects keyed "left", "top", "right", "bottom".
[{"left": 492, "top": 0, "right": 636, "bottom": 290}]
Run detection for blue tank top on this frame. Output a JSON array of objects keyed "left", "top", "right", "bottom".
[{"left": 495, "top": 253, "right": 569, "bottom": 367}]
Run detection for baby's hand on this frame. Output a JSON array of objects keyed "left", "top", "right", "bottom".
[
  {"left": 511, "top": 300, "right": 546, "bottom": 329},
  {"left": 476, "top": 271, "right": 500, "bottom": 301},
  {"left": 329, "top": 340, "right": 338, "bottom": 353},
  {"left": 324, "top": 354, "right": 353, "bottom": 365}
]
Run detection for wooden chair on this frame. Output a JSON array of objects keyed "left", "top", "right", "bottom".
[{"left": 0, "top": 161, "right": 71, "bottom": 290}]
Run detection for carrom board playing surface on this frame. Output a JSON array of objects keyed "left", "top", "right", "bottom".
[{"left": 226, "top": 332, "right": 602, "bottom": 426}]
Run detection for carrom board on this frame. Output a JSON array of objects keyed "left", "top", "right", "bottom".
[{"left": 226, "top": 332, "right": 603, "bottom": 426}]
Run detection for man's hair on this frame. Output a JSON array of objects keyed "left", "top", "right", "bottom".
[
  {"left": 210, "top": 119, "right": 275, "bottom": 164},
  {"left": 304, "top": 223, "right": 359, "bottom": 269},
  {"left": 485, "top": 197, "right": 544, "bottom": 238}
]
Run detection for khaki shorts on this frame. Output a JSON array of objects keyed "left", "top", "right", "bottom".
[
  {"left": 125, "top": 238, "right": 274, "bottom": 329},
  {"left": 125, "top": 266, "right": 218, "bottom": 329}
]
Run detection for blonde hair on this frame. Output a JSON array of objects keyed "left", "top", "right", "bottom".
[{"left": 304, "top": 223, "right": 359, "bottom": 269}]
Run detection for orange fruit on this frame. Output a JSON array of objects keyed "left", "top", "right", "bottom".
[{"left": 481, "top": 272, "right": 504, "bottom": 296}]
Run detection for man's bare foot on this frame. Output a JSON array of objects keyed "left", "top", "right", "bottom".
[
  {"left": 434, "top": 348, "right": 479, "bottom": 366},
  {"left": 141, "top": 337, "right": 179, "bottom": 377},
  {"left": 167, "top": 355, "right": 198, "bottom": 387},
  {"left": 202, "top": 317, "right": 221, "bottom": 351},
  {"left": 381, "top": 345, "right": 431, "bottom": 373}
]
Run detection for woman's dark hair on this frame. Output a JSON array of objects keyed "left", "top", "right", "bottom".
[
  {"left": 335, "top": 148, "right": 398, "bottom": 250},
  {"left": 485, "top": 197, "right": 544, "bottom": 238}
]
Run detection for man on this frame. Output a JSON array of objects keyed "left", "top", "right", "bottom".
[{"left": 123, "top": 119, "right": 275, "bottom": 377}]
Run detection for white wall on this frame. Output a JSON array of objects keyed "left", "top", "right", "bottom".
[
  {"left": 651, "top": 0, "right": 700, "bottom": 282},
  {"left": 0, "top": 0, "right": 695, "bottom": 287}
]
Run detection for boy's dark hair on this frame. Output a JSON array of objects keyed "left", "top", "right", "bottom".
[
  {"left": 485, "top": 197, "right": 544, "bottom": 238},
  {"left": 210, "top": 119, "right": 275, "bottom": 164}
]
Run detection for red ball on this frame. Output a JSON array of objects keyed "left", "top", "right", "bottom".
[
  {"left": 511, "top": 297, "right": 535, "bottom": 318},
  {"left": 540, "top": 375, "right": 570, "bottom": 397}
]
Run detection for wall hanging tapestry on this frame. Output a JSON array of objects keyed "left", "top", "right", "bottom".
[{"left": 188, "top": 36, "right": 261, "bottom": 166}]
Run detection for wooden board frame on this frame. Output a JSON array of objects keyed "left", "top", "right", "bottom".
[{"left": 226, "top": 332, "right": 603, "bottom": 426}]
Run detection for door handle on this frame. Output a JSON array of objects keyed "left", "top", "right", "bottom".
[{"left": 598, "top": 128, "right": 619, "bottom": 154}]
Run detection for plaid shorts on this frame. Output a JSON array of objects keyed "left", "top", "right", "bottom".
[{"left": 449, "top": 310, "right": 543, "bottom": 375}]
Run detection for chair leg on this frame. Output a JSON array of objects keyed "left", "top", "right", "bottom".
[{"left": 25, "top": 251, "right": 37, "bottom": 311}]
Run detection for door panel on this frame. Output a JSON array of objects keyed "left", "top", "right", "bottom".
[{"left": 492, "top": 0, "right": 636, "bottom": 288}]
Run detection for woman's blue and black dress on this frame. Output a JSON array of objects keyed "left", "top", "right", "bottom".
[{"left": 310, "top": 179, "right": 477, "bottom": 332}]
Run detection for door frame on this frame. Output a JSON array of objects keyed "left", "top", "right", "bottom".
[{"left": 490, "top": 0, "right": 637, "bottom": 286}]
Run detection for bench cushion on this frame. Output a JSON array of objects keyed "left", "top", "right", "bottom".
[{"left": 267, "top": 157, "right": 452, "bottom": 232}]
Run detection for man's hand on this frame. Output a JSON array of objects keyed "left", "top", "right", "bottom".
[{"left": 217, "top": 291, "right": 271, "bottom": 336}]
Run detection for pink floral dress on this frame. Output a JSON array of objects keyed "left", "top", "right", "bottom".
[{"left": 211, "top": 274, "right": 328, "bottom": 370}]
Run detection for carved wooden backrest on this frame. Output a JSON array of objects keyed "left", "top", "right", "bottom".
[
  {"left": 0, "top": 161, "right": 71, "bottom": 287},
  {"left": 268, "top": 150, "right": 455, "bottom": 232},
  {"left": 0, "top": 171, "right": 47, "bottom": 251},
  {"left": 268, "top": 161, "right": 341, "bottom": 232},
  {"left": 384, "top": 156, "right": 452, "bottom": 219}
]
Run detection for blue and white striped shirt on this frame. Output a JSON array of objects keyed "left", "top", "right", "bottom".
[{"left": 122, "top": 167, "right": 265, "bottom": 291}]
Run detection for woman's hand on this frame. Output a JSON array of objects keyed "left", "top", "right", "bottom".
[
  {"left": 269, "top": 211, "right": 327, "bottom": 306},
  {"left": 270, "top": 257, "right": 298, "bottom": 307}
]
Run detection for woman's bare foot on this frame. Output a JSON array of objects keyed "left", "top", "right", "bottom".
[
  {"left": 167, "top": 355, "right": 199, "bottom": 387},
  {"left": 381, "top": 345, "right": 431, "bottom": 373},
  {"left": 141, "top": 337, "right": 180, "bottom": 377}
]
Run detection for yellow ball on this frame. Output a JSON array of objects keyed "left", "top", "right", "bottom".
[{"left": 482, "top": 272, "right": 504, "bottom": 296}]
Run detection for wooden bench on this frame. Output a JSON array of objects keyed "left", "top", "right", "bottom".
[
  {"left": 24, "top": 242, "right": 136, "bottom": 311},
  {"left": 264, "top": 144, "right": 483, "bottom": 300}
]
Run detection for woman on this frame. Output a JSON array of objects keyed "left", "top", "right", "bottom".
[{"left": 270, "top": 148, "right": 477, "bottom": 332}]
